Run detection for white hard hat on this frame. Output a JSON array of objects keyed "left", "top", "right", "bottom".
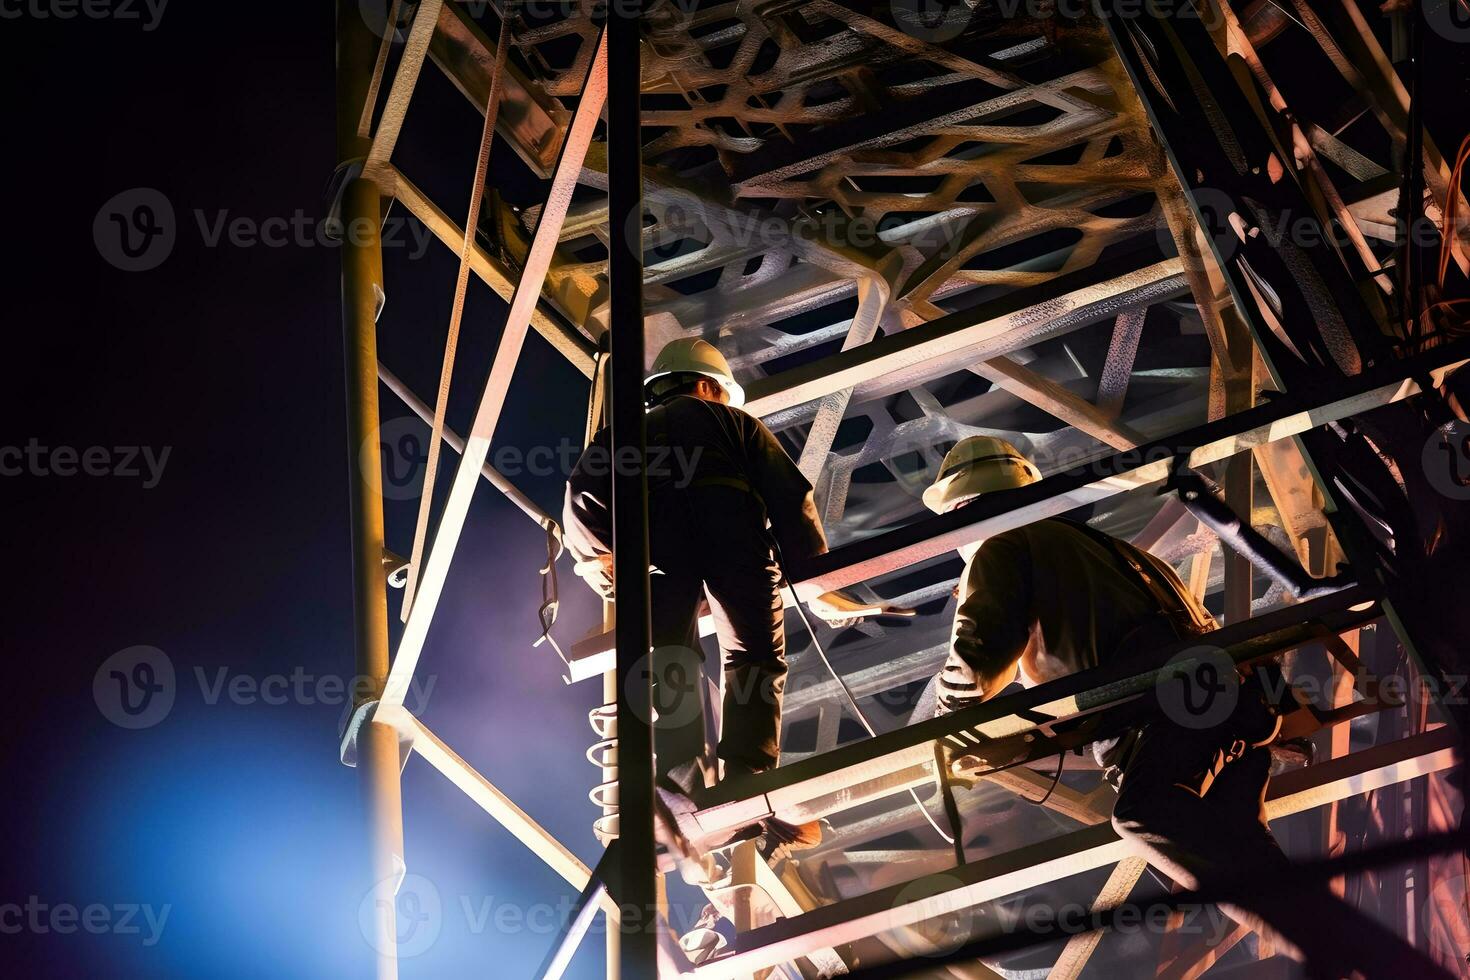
[
  {"left": 645, "top": 338, "right": 745, "bottom": 408},
  {"left": 923, "top": 436, "right": 1041, "bottom": 514}
]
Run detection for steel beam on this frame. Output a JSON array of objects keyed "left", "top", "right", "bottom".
[
  {"left": 427, "top": 0, "right": 569, "bottom": 178},
  {"left": 606, "top": 7, "right": 656, "bottom": 978},
  {"left": 362, "top": 0, "right": 444, "bottom": 174},
  {"left": 790, "top": 343, "right": 1468, "bottom": 597},
  {"left": 385, "top": 166, "right": 596, "bottom": 376},
  {"left": 688, "top": 727, "right": 1459, "bottom": 979},
  {"left": 1046, "top": 857, "right": 1148, "bottom": 980},
  {"left": 376, "top": 361, "right": 554, "bottom": 530},
  {"left": 396, "top": 710, "right": 601, "bottom": 895},
  {"left": 1099, "top": 0, "right": 1385, "bottom": 389},
  {"left": 381, "top": 34, "right": 608, "bottom": 710},
  {"left": 686, "top": 586, "right": 1381, "bottom": 843},
  {"left": 534, "top": 844, "right": 618, "bottom": 980},
  {"left": 562, "top": 343, "right": 1469, "bottom": 681},
  {"left": 731, "top": 77, "right": 1017, "bottom": 188},
  {"left": 338, "top": 3, "right": 401, "bottom": 976},
  {"left": 970, "top": 356, "right": 1144, "bottom": 452},
  {"left": 743, "top": 258, "right": 1187, "bottom": 420}
]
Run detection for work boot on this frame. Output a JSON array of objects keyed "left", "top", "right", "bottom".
[
  {"left": 759, "top": 815, "right": 823, "bottom": 853},
  {"left": 721, "top": 761, "right": 823, "bottom": 851}
]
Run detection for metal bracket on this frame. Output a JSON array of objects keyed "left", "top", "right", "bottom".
[
  {"left": 323, "top": 158, "right": 365, "bottom": 242},
  {"left": 340, "top": 699, "right": 415, "bottom": 771}
]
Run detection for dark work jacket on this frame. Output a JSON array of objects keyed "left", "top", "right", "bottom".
[
  {"left": 563, "top": 396, "right": 827, "bottom": 572},
  {"left": 953, "top": 518, "right": 1216, "bottom": 685}
]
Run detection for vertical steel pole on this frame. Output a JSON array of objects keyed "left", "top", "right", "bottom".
[
  {"left": 602, "top": 665, "right": 622, "bottom": 976},
  {"left": 339, "top": 4, "right": 404, "bottom": 978},
  {"left": 1222, "top": 313, "right": 1255, "bottom": 627},
  {"left": 607, "top": 3, "right": 656, "bottom": 977}
]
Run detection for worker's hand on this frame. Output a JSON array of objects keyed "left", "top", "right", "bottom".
[
  {"left": 806, "top": 590, "right": 917, "bottom": 629},
  {"left": 572, "top": 554, "right": 616, "bottom": 600}
]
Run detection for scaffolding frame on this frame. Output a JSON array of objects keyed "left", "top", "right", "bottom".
[{"left": 335, "top": 3, "right": 1468, "bottom": 978}]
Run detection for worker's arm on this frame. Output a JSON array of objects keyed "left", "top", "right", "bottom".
[
  {"left": 944, "top": 532, "right": 1033, "bottom": 704},
  {"left": 740, "top": 413, "right": 827, "bottom": 563},
  {"left": 733, "top": 409, "right": 916, "bottom": 623}
]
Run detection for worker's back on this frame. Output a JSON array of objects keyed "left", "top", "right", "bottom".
[
  {"left": 645, "top": 395, "right": 766, "bottom": 494},
  {"left": 563, "top": 395, "right": 825, "bottom": 571},
  {"left": 957, "top": 518, "right": 1215, "bottom": 686}
]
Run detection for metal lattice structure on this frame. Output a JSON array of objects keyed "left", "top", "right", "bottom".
[{"left": 335, "top": 1, "right": 1470, "bottom": 977}]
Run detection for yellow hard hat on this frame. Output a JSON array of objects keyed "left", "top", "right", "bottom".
[
  {"left": 645, "top": 338, "right": 745, "bottom": 408},
  {"left": 923, "top": 436, "right": 1041, "bottom": 514}
]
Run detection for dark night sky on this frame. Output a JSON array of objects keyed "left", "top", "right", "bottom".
[{"left": 5, "top": 4, "right": 614, "bottom": 977}]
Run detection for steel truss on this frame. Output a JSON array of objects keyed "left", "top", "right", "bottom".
[{"left": 335, "top": 2, "right": 1469, "bottom": 978}]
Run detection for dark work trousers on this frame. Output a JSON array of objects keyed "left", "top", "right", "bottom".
[
  {"left": 645, "top": 484, "right": 787, "bottom": 794},
  {"left": 1112, "top": 719, "right": 1449, "bottom": 978}
]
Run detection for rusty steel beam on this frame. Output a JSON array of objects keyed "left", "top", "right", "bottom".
[
  {"left": 362, "top": 0, "right": 444, "bottom": 175},
  {"left": 1047, "top": 857, "right": 1149, "bottom": 980},
  {"left": 386, "top": 166, "right": 596, "bottom": 375},
  {"left": 791, "top": 344, "right": 1468, "bottom": 597}
]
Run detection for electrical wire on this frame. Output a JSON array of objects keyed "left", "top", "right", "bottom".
[
  {"left": 679, "top": 394, "right": 966, "bottom": 851},
  {"left": 1030, "top": 752, "right": 1065, "bottom": 807},
  {"left": 779, "top": 567, "right": 963, "bottom": 850}
]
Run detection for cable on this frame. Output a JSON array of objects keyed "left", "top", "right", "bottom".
[
  {"left": 1030, "top": 751, "right": 1065, "bottom": 807},
  {"left": 778, "top": 553, "right": 962, "bottom": 851},
  {"left": 679, "top": 395, "right": 965, "bottom": 851}
]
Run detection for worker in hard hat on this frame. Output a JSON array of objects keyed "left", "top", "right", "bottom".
[
  {"left": 922, "top": 435, "right": 1220, "bottom": 716},
  {"left": 563, "top": 338, "right": 901, "bottom": 848},
  {"left": 922, "top": 436, "right": 1431, "bottom": 976}
]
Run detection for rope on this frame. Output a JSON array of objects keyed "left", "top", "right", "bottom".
[{"left": 401, "top": 17, "right": 512, "bottom": 618}]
